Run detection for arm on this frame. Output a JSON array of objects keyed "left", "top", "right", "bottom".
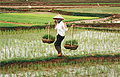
[
  {"left": 54, "top": 20, "right": 57, "bottom": 29},
  {"left": 64, "top": 22, "right": 68, "bottom": 31},
  {"left": 64, "top": 22, "right": 68, "bottom": 29}
]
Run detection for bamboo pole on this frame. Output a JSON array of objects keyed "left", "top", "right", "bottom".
[
  {"left": 71, "top": 24, "right": 74, "bottom": 46},
  {"left": 48, "top": 22, "right": 50, "bottom": 40}
]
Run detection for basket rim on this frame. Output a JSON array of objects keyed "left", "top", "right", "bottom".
[
  {"left": 64, "top": 44, "right": 78, "bottom": 46},
  {"left": 42, "top": 38, "right": 55, "bottom": 41}
]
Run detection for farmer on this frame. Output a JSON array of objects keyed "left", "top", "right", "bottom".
[{"left": 53, "top": 14, "right": 68, "bottom": 57}]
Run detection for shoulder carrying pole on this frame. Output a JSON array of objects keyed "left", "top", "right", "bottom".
[
  {"left": 71, "top": 24, "right": 74, "bottom": 46},
  {"left": 48, "top": 22, "right": 50, "bottom": 40}
]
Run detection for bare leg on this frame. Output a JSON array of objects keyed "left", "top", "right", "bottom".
[
  {"left": 54, "top": 34, "right": 65, "bottom": 57},
  {"left": 55, "top": 46, "right": 62, "bottom": 56}
]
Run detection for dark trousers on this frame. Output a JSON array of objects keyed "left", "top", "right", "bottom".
[{"left": 54, "top": 34, "right": 65, "bottom": 54}]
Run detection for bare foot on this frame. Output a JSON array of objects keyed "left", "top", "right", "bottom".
[{"left": 57, "top": 53, "right": 62, "bottom": 57}]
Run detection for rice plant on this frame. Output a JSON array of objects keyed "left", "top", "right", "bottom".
[{"left": 0, "top": 28, "right": 119, "bottom": 60}]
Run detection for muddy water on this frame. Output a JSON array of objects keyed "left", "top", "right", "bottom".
[{"left": 0, "top": 63, "right": 119, "bottom": 77}]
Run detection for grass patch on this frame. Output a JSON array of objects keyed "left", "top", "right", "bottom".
[
  {"left": 0, "top": 22, "right": 24, "bottom": 27},
  {"left": 0, "top": 13, "right": 99, "bottom": 27}
]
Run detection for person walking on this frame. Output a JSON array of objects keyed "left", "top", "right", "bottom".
[{"left": 53, "top": 14, "right": 68, "bottom": 57}]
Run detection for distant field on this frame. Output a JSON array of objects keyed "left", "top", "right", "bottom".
[
  {"left": 11, "top": 0, "right": 120, "bottom": 3},
  {"left": 1, "top": 0, "right": 120, "bottom": 3},
  {"left": 60, "top": 7, "right": 120, "bottom": 14},
  {"left": 0, "top": 0, "right": 120, "bottom": 6},
  {"left": 0, "top": 13, "right": 99, "bottom": 27},
  {"left": 0, "top": 22, "right": 23, "bottom": 27},
  {"left": 51, "top": 3, "right": 120, "bottom": 5}
]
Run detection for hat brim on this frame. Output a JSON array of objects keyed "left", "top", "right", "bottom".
[{"left": 53, "top": 18, "right": 64, "bottom": 20}]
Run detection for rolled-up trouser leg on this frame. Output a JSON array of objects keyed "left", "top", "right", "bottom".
[{"left": 54, "top": 34, "right": 65, "bottom": 54}]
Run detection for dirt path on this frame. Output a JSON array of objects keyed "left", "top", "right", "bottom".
[
  {"left": 27, "top": 12, "right": 57, "bottom": 15},
  {"left": 0, "top": 21, "right": 33, "bottom": 26},
  {"left": 1, "top": 54, "right": 119, "bottom": 68},
  {"left": 0, "top": 5, "right": 100, "bottom": 8}
]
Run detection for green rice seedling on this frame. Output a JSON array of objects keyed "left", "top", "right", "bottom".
[
  {"left": 87, "top": 66, "right": 91, "bottom": 76},
  {"left": 64, "top": 69, "right": 69, "bottom": 74},
  {"left": 25, "top": 48, "right": 27, "bottom": 57},
  {"left": 19, "top": 64, "right": 22, "bottom": 70},
  {"left": 13, "top": 66, "right": 16, "bottom": 73},
  {"left": 10, "top": 71, "right": 13, "bottom": 77},
  {"left": 46, "top": 64, "right": 49, "bottom": 68},
  {"left": 38, "top": 72, "right": 42, "bottom": 77},
  {"left": 28, "top": 50, "right": 31, "bottom": 58},
  {"left": 15, "top": 69, "right": 19, "bottom": 77},
  {"left": 0, "top": 27, "right": 119, "bottom": 69},
  {"left": 31, "top": 64, "right": 34, "bottom": 70},
  {"left": 49, "top": 63, "right": 53, "bottom": 68},
  {"left": 50, "top": 73, "right": 54, "bottom": 77},
  {"left": 91, "top": 66, "right": 98, "bottom": 76},
  {"left": 57, "top": 70, "right": 62, "bottom": 77},
  {"left": 42, "top": 34, "right": 55, "bottom": 40},
  {"left": 2, "top": 67, "right": 6, "bottom": 76},
  {"left": 114, "top": 62, "right": 119, "bottom": 75},
  {"left": 27, "top": 64, "right": 30, "bottom": 71},
  {"left": 2, "top": 72, "right": 5, "bottom": 77},
  {"left": 75, "top": 70, "right": 80, "bottom": 77},
  {"left": 27, "top": 70, "right": 30, "bottom": 77},
  {"left": 63, "top": 62, "right": 67, "bottom": 66},
  {"left": 34, "top": 64, "right": 37, "bottom": 70},
  {"left": 4, "top": 46, "right": 7, "bottom": 59},
  {"left": 38, "top": 64, "right": 42, "bottom": 70},
  {"left": 23, "top": 71, "right": 26, "bottom": 77},
  {"left": 65, "top": 39, "right": 78, "bottom": 45}
]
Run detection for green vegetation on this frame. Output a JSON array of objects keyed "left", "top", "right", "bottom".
[
  {"left": 0, "top": 28, "right": 119, "bottom": 61},
  {"left": 60, "top": 7, "right": 120, "bottom": 14},
  {"left": 0, "top": 54, "right": 119, "bottom": 76},
  {"left": 2, "top": 0, "right": 120, "bottom": 3},
  {"left": 0, "top": 13, "right": 99, "bottom": 27},
  {"left": 55, "top": 10, "right": 112, "bottom": 18},
  {"left": 42, "top": 34, "right": 55, "bottom": 40},
  {"left": 0, "top": 5, "right": 119, "bottom": 76},
  {"left": 65, "top": 39, "right": 78, "bottom": 45},
  {"left": 0, "top": 22, "right": 23, "bottom": 27},
  {"left": 0, "top": 53, "right": 119, "bottom": 66},
  {"left": 0, "top": 26, "right": 119, "bottom": 77}
]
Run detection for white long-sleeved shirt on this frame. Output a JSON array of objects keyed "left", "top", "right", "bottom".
[{"left": 55, "top": 21, "right": 68, "bottom": 36}]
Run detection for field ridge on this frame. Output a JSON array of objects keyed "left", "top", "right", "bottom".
[{"left": 0, "top": 53, "right": 120, "bottom": 67}]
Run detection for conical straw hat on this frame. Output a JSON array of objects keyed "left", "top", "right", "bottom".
[{"left": 53, "top": 14, "right": 64, "bottom": 20}]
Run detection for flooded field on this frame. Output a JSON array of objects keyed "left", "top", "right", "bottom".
[{"left": 0, "top": 28, "right": 119, "bottom": 60}]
